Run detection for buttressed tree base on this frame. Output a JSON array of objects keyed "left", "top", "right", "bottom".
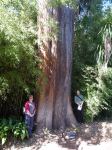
[{"left": 37, "top": 0, "right": 77, "bottom": 130}]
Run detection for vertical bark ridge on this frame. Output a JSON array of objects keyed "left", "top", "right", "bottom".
[{"left": 37, "top": 0, "right": 77, "bottom": 130}]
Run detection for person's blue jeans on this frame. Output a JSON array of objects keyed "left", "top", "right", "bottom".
[{"left": 25, "top": 114, "right": 34, "bottom": 137}]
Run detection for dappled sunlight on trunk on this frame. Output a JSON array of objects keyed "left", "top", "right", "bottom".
[{"left": 37, "top": 0, "right": 76, "bottom": 130}]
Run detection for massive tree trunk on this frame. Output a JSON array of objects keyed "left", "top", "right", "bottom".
[{"left": 37, "top": 0, "right": 77, "bottom": 130}]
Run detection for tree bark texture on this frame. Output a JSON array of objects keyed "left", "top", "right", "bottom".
[{"left": 37, "top": 0, "right": 77, "bottom": 130}]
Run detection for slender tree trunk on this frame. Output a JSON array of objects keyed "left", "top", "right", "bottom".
[{"left": 37, "top": 0, "right": 77, "bottom": 130}]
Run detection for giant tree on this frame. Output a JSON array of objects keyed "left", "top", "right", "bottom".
[{"left": 37, "top": 0, "right": 77, "bottom": 130}]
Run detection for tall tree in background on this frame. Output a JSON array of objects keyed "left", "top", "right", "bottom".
[{"left": 37, "top": 0, "right": 77, "bottom": 130}]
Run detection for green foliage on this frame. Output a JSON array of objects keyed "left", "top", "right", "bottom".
[
  {"left": 72, "top": 0, "right": 112, "bottom": 122},
  {"left": 12, "top": 122, "right": 28, "bottom": 140},
  {"left": 84, "top": 68, "right": 112, "bottom": 121},
  {"left": 0, "top": 118, "right": 28, "bottom": 145},
  {"left": 0, "top": 0, "right": 41, "bottom": 117},
  {"left": 97, "top": 69, "right": 112, "bottom": 118},
  {"left": 49, "top": 0, "right": 77, "bottom": 9},
  {"left": 0, "top": 119, "right": 10, "bottom": 145}
]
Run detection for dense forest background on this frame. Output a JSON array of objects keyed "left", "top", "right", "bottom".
[
  {"left": 72, "top": 0, "right": 112, "bottom": 122},
  {"left": 0, "top": 0, "right": 112, "bottom": 122}
]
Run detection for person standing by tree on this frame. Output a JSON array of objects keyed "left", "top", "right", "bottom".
[
  {"left": 24, "top": 95, "right": 36, "bottom": 137},
  {"left": 74, "top": 90, "right": 84, "bottom": 123}
]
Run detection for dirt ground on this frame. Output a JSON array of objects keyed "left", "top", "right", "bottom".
[{"left": 2, "top": 122, "right": 112, "bottom": 150}]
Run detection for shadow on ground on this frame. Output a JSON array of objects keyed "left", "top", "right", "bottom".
[
  {"left": 58, "top": 122, "right": 112, "bottom": 149},
  {"left": 1, "top": 122, "right": 112, "bottom": 150}
]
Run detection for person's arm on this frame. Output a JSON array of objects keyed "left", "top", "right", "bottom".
[
  {"left": 30, "top": 104, "right": 36, "bottom": 117},
  {"left": 79, "top": 101, "right": 83, "bottom": 106},
  {"left": 74, "top": 96, "right": 77, "bottom": 104},
  {"left": 78, "top": 97, "right": 84, "bottom": 109},
  {"left": 75, "top": 96, "right": 80, "bottom": 105},
  {"left": 27, "top": 110, "right": 32, "bottom": 117},
  {"left": 31, "top": 111, "right": 35, "bottom": 117}
]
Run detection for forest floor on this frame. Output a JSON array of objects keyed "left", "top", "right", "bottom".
[{"left": 2, "top": 121, "right": 112, "bottom": 150}]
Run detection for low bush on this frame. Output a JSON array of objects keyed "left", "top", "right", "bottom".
[{"left": 0, "top": 118, "right": 28, "bottom": 145}]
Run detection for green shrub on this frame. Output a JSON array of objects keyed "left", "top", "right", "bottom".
[
  {"left": 0, "top": 0, "right": 41, "bottom": 117},
  {"left": 97, "top": 68, "right": 112, "bottom": 119},
  {"left": 0, "top": 119, "right": 10, "bottom": 145},
  {"left": 12, "top": 122, "right": 28, "bottom": 140},
  {"left": 82, "top": 67, "right": 112, "bottom": 122},
  {"left": 0, "top": 118, "right": 28, "bottom": 145}
]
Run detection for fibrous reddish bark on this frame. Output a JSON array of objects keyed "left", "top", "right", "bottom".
[{"left": 37, "top": 0, "right": 77, "bottom": 130}]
